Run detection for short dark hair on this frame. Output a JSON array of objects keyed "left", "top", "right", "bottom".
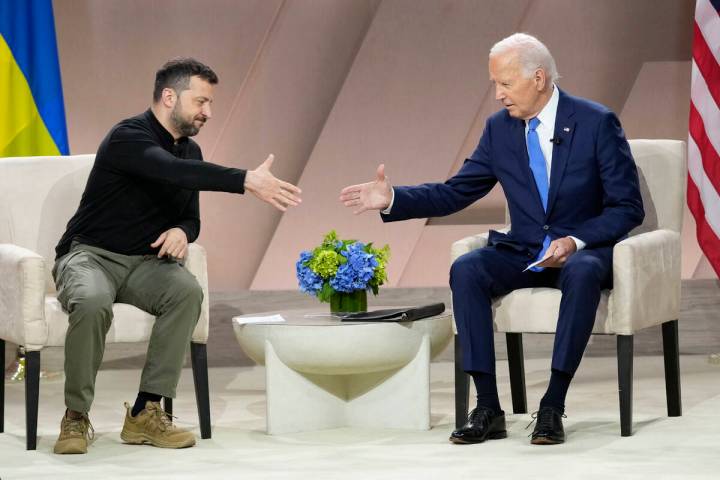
[{"left": 153, "top": 57, "right": 218, "bottom": 102}]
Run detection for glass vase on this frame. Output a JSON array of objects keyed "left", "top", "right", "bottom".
[{"left": 330, "top": 289, "right": 367, "bottom": 314}]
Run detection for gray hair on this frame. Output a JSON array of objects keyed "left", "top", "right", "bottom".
[{"left": 489, "top": 33, "right": 559, "bottom": 84}]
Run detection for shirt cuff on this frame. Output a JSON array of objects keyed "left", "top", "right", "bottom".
[
  {"left": 569, "top": 235, "right": 586, "bottom": 251},
  {"left": 381, "top": 188, "right": 395, "bottom": 215}
]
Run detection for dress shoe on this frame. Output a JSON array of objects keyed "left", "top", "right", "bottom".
[
  {"left": 450, "top": 407, "right": 507, "bottom": 444},
  {"left": 529, "top": 406, "right": 566, "bottom": 445}
]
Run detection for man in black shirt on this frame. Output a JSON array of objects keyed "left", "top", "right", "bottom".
[{"left": 52, "top": 58, "right": 302, "bottom": 454}]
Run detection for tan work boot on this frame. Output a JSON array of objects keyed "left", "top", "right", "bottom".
[
  {"left": 54, "top": 411, "right": 94, "bottom": 454},
  {"left": 120, "top": 401, "right": 196, "bottom": 448}
]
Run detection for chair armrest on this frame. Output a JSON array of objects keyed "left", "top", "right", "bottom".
[
  {"left": 186, "top": 243, "right": 210, "bottom": 344},
  {"left": 451, "top": 233, "right": 490, "bottom": 263},
  {"left": 0, "top": 244, "right": 48, "bottom": 350},
  {"left": 450, "top": 226, "right": 510, "bottom": 262},
  {"left": 610, "top": 229, "right": 681, "bottom": 334}
]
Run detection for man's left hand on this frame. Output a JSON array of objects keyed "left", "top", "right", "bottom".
[
  {"left": 151, "top": 227, "right": 188, "bottom": 259},
  {"left": 537, "top": 236, "right": 577, "bottom": 268}
]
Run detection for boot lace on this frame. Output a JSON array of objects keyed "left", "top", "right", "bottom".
[
  {"left": 64, "top": 414, "right": 95, "bottom": 441},
  {"left": 146, "top": 402, "right": 178, "bottom": 432}
]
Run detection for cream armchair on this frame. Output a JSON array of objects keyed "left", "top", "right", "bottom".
[
  {"left": 0, "top": 155, "right": 211, "bottom": 449},
  {"left": 451, "top": 139, "right": 685, "bottom": 436}
]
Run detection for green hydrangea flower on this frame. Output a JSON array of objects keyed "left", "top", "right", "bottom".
[{"left": 309, "top": 249, "right": 341, "bottom": 278}]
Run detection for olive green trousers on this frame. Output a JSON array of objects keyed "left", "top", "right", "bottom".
[{"left": 53, "top": 243, "right": 202, "bottom": 413}]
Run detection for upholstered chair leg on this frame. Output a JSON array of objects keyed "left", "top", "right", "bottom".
[
  {"left": 25, "top": 350, "right": 40, "bottom": 450},
  {"left": 0, "top": 339, "right": 5, "bottom": 433},
  {"left": 662, "top": 320, "right": 682, "bottom": 417},
  {"left": 506, "top": 333, "right": 527, "bottom": 414},
  {"left": 454, "top": 335, "right": 470, "bottom": 428},
  {"left": 617, "top": 335, "right": 633, "bottom": 437},
  {"left": 163, "top": 397, "right": 173, "bottom": 416},
  {"left": 191, "top": 342, "right": 211, "bottom": 439}
]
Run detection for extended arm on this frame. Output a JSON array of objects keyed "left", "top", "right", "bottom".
[
  {"left": 340, "top": 120, "right": 497, "bottom": 221},
  {"left": 106, "top": 127, "right": 247, "bottom": 192},
  {"left": 106, "top": 127, "right": 301, "bottom": 210}
]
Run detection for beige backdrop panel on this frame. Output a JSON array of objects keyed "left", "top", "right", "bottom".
[
  {"left": 54, "top": 0, "right": 705, "bottom": 291},
  {"left": 252, "top": 0, "right": 532, "bottom": 289}
]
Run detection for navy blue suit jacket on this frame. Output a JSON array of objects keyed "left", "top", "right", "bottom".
[{"left": 381, "top": 89, "right": 644, "bottom": 257}]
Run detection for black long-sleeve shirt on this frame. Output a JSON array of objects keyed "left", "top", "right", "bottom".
[{"left": 55, "top": 109, "right": 246, "bottom": 259}]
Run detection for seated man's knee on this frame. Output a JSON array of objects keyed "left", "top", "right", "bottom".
[
  {"left": 67, "top": 292, "right": 114, "bottom": 326},
  {"left": 170, "top": 275, "right": 203, "bottom": 306},
  {"left": 450, "top": 251, "right": 492, "bottom": 291},
  {"left": 561, "top": 253, "right": 605, "bottom": 286},
  {"left": 450, "top": 253, "right": 474, "bottom": 284}
]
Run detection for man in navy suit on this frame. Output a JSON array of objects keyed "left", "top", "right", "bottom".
[{"left": 339, "top": 33, "right": 643, "bottom": 445}]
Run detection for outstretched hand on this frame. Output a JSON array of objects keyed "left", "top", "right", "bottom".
[
  {"left": 339, "top": 164, "right": 393, "bottom": 214},
  {"left": 244, "top": 154, "right": 302, "bottom": 212}
]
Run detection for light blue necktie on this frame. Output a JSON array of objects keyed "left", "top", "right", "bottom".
[{"left": 527, "top": 117, "right": 551, "bottom": 272}]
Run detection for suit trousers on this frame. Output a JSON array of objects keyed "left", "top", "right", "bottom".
[
  {"left": 450, "top": 244, "right": 612, "bottom": 376},
  {"left": 52, "top": 242, "right": 203, "bottom": 413}
]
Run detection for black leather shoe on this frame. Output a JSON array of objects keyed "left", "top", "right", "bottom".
[
  {"left": 529, "top": 406, "right": 565, "bottom": 445},
  {"left": 450, "top": 407, "right": 507, "bottom": 444}
]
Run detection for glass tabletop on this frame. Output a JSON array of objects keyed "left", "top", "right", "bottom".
[{"left": 232, "top": 307, "right": 452, "bottom": 327}]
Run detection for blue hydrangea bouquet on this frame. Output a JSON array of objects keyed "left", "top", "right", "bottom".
[{"left": 296, "top": 230, "right": 390, "bottom": 313}]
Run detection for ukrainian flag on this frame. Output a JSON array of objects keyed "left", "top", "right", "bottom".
[{"left": 0, "top": 0, "right": 69, "bottom": 157}]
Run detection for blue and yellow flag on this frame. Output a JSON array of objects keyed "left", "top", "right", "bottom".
[{"left": 0, "top": 0, "right": 69, "bottom": 156}]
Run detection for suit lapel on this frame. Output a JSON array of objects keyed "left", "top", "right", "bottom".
[{"left": 546, "top": 90, "right": 576, "bottom": 216}]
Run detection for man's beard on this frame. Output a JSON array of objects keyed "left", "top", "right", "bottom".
[{"left": 170, "top": 103, "right": 203, "bottom": 137}]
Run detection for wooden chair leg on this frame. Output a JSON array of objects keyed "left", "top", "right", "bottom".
[
  {"left": 617, "top": 335, "right": 633, "bottom": 437},
  {"left": 25, "top": 350, "right": 40, "bottom": 450},
  {"left": 506, "top": 332, "right": 527, "bottom": 414},
  {"left": 662, "top": 320, "right": 682, "bottom": 417},
  {"left": 454, "top": 335, "right": 470, "bottom": 429},
  {"left": 163, "top": 397, "right": 173, "bottom": 416},
  {"left": 0, "top": 339, "right": 5, "bottom": 433},
  {"left": 191, "top": 342, "right": 211, "bottom": 439}
]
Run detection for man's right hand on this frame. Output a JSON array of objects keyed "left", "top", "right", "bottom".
[
  {"left": 244, "top": 154, "right": 302, "bottom": 212},
  {"left": 339, "top": 164, "right": 392, "bottom": 214}
]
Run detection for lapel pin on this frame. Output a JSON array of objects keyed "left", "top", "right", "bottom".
[{"left": 563, "top": 127, "right": 570, "bottom": 132}]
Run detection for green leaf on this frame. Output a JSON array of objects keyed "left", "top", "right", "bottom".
[{"left": 318, "top": 282, "right": 335, "bottom": 303}]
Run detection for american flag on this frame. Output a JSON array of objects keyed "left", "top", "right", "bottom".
[{"left": 688, "top": 0, "right": 720, "bottom": 278}]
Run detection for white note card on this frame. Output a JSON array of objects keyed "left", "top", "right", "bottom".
[{"left": 523, "top": 252, "right": 554, "bottom": 272}]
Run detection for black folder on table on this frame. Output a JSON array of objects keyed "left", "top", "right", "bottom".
[{"left": 340, "top": 302, "right": 445, "bottom": 322}]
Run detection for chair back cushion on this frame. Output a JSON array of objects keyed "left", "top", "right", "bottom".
[
  {"left": 0, "top": 155, "right": 94, "bottom": 292},
  {"left": 627, "top": 139, "right": 686, "bottom": 234}
]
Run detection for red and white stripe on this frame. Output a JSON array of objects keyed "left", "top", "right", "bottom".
[{"left": 688, "top": 0, "right": 720, "bottom": 277}]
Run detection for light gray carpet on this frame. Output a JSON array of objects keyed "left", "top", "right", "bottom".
[{"left": 1, "top": 355, "right": 718, "bottom": 479}]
